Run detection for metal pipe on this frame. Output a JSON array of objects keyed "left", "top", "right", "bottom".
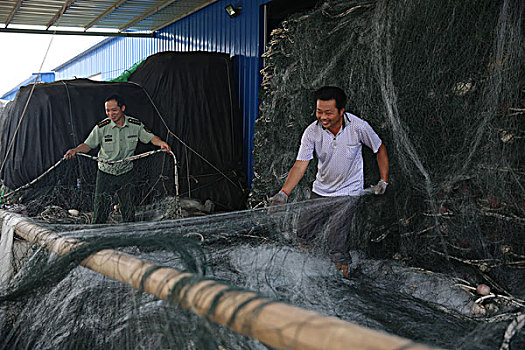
[
  {"left": 0, "top": 210, "right": 440, "bottom": 350},
  {"left": 0, "top": 27, "right": 154, "bottom": 37}
]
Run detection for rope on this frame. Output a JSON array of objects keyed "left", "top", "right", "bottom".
[
  {"left": 1, "top": 149, "right": 181, "bottom": 217},
  {"left": 1, "top": 158, "right": 65, "bottom": 200}
]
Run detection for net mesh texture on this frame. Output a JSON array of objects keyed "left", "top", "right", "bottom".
[{"left": 0, "top": 0, "right": 524, "bottom": 349}]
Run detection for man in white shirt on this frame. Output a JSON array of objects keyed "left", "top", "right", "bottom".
[{"left": 270, "top": 86, "right": 389, "bottom": 278}]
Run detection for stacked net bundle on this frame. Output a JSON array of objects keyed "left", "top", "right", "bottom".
[
  {"left": 1, "top": 201, "right": 523, "bottom": 349},
  {"left": 252, "top": 0, "right": 524, "bottom": 296}
]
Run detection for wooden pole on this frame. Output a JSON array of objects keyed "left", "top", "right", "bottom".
[{"left": 1, "top": 211, "right": 441, "bottom": 350}]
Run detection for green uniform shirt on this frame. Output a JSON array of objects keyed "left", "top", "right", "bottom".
[{"left": 84, "top": 116, "right": 154, "bottom": 175}]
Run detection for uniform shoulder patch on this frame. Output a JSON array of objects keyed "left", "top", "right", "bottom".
[
  {"left": 97, "top": 119, "right": 110, "bottom": 128},
  {"left": 128, "top": 117, "right": 142, "bottom": 125}
]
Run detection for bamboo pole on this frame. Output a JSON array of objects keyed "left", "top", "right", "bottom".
[{"left": 1, "top": 211, "right": 441, "bottom": 350}]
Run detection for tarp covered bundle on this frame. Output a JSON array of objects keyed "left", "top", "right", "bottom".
[
  {"left": 127, "top": 51, "right": 245, "bottom": 209},
  {"left": 0, "top": 52, "right": 245, "bottom": 213}
]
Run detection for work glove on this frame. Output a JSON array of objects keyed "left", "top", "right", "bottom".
[
  {"left": 373, "top": 180, "right": 388, "bottom": 195},
  {"left": 270, "top": 190, "right": 288, "bottom": 206}
]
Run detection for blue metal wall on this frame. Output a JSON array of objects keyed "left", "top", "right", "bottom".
[
  {"left": 1, "top": 72, "right": 55, "bottom": 100},
  {"left": 54, "top": 0, "right": 272, "bottom": 185}
]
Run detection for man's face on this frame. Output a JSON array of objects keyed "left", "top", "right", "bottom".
[
  {"left": 105, "top": 99, "right": 125, "bottom": 124},
  {"left": 316, "top": 99, "right": 343, "bottom": 131}
]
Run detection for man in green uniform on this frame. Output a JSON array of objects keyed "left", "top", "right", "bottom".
[{"left": 65, "top": 94, "right": 171, "bottom": 224}]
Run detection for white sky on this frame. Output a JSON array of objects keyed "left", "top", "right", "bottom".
[{"left": 0, "top": 32, "right": 105, "bottom": 97}]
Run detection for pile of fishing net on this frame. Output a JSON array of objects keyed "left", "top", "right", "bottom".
[
  {"left": 0, "top": 198, "right": 524, "bottom": 349},
  {"left": 253, "top": 0, "right": 524, "bottom": 302}
]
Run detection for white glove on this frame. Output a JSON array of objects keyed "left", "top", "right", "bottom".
[
  {"left": 373, "top": 180, "right": 388, "bottom": 195},
  {"left": 270, "top": 190, "right": 288, "bottom": 206}
]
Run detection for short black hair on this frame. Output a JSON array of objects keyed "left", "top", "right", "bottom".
[
  {"left": 105, "top": 94, "right": 125, "bottom": 108},
  {"left": 314, "top": 86, "right": 347, "bottom": 111}
]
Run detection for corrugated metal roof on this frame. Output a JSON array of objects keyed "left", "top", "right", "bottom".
[{"left": 0, "top": 0, "right": 219, "bottom": 36}]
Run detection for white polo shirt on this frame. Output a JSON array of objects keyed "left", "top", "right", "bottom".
[{"left": 296, "top": 113, "right": 382, "bottom": 196}]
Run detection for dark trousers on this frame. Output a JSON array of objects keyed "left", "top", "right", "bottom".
[
  {"left": 297, "top": 192, "right": 358, "bottom": 264},
  {"left": 93, "top": 170, "right": 135, "bottom": 224}
]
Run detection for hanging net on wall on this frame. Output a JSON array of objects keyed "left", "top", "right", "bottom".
[{"left": 252, "top": 0, "right": 524, "bottom": 299}]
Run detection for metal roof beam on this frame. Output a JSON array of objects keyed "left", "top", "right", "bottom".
[
  {"left": 46, "top": 0, "right": 76, "bottom": 29},
  {"left": 4, "top": 0, "right": 23, "bottom": 28},
  {"left": 119, "top": 0, "right": 179, "bottom": 32},
  {"left": 0, "top": 27, "right": 155, "bottom": 37},
  {"left": 84, "top": 0, "right": 128, "bottom": 31},
  {"left": 152, "top": 0, "right": 218, "bottom": 32},
  {"left": 1, "top": 1, "right": 213, "bottom": 34}
]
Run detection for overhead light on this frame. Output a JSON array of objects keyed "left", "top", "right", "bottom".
[{"left": 225, "top": 4, "right": 241, "bottom": 18}]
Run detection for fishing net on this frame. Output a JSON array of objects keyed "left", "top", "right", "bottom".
[
  {"left": 0, "top": 197, "right": 524, "bottom": 350},
  {"left": 0, "top": 0, "right": 524, "bottom": 349},
  {"left": 253, "top": 0, "right": 524, "bottom": 299}
]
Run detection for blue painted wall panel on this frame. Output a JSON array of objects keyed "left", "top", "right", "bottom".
[
  {"left": 52, "top": 0, "right": 269, "bottom": 185},
  {"left": 1, "top": 72, "right": 55, "bottom": 100}
]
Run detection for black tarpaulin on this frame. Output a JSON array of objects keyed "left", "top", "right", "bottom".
[{"left": 127, "top": 51, "right": 246, "bottom": 210}]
